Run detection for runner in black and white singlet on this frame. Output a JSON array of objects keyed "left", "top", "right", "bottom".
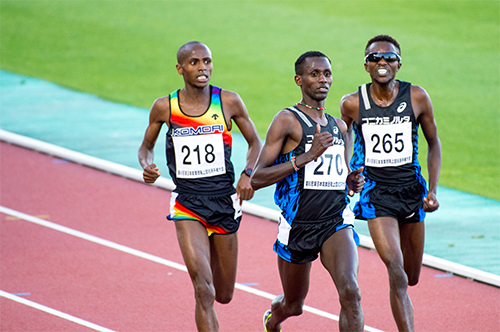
[
  {"left": 341, "top": 35, "right": 441, "bottom": 332},
  {"left": 138, "top": 41, "right": 262, "bottom": 331},
  {"left": 252, "top": 51, "right": 365, "bottom": 332}
]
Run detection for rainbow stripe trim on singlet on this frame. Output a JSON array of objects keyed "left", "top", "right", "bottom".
[{"left": 169, "top": 86, "right": 232, "bottom": 147}]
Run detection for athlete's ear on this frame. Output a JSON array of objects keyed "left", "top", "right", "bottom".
[
  {"left": 294, "top": 74, "right": 301, "bottom": 86},
  {"left": 396, "top": 61, "right": 402, "bottom": 72},
  {"left": 176, "top": 63, "right": 183, "bottom": 76}
]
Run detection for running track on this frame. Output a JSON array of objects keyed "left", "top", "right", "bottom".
[{"left": 1, "top": 142, "right": 499, "bottom": 331}]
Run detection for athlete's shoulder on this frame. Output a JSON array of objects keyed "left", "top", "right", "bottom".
[
  {"left": 340, "top": 90, "right": 360, "bottom": 121},
  {"left": 409, "top": 83, "right": 430, "bottom": 98},
  {"left": 152, "top": 95, "right": 171, "bottom": 113},
  {"left": 219, "top": 87, "right": 241, "bottom": 104},
  {"left": 219, "top": 87, "right": 246, "bottom": 115},
  {"left": 273, "top": 107, "right": 298, "bottom": 123},
  {"left": 332, "top": 116, "right": 348, "bottom": 136}
]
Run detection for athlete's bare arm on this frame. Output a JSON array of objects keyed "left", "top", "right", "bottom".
[
  {"left": 411, "top": 85, "right": 441, "bottom": 212},
  {"left": 335, "top": 117, "right": 365, "bottom": 195},
  {"left": 138, "top": 97, "right": 171, "bottom": 183},
  {"left": 251, "top": 110, "right": 332, "bottom": 190},
  {"left": 340, "top": 92, "right": 360, "bottom": 167},
  {"left": 221, "top": 90, "right": 263, "bottom": 201}
]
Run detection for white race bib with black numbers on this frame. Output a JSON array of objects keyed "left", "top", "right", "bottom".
[
  {"left": 362, "top": 122, "right": 412, "bottom": 167},
  {"left": 304, "top": 144, "right": 346, "bottom": 190},
  {"left": 172, "top": 134, "right": 225, "bottom": 178}
]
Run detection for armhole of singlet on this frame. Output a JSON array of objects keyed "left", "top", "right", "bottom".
[
  {"left": 218, "top": 87, "right": 232, "bottom": 132},
  {"left": 287, "top": 106, "right": 314, "bottom": 128},
  {"left": 360, "top": 84, "right": 371, "bottom": 111}
]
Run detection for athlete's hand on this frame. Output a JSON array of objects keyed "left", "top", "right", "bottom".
[
  {"left": 143, "top": 163, "right": 161, "bottom": 183},
  {"left": 423, "top": 192, "right": 439, "bottom": 212},
  {"left": 236, "top": 173, "right": 255, "bottom": 202},
  {"left": 347, "top": 167, "right": 365, "bottom": 196},
  {"left": 307, "top": 124, "right": 333, "bottom": 161}
]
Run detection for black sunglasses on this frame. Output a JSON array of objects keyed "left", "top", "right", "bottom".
[{"left": 364, "top": 52, "right": 401, "bottom": 63}]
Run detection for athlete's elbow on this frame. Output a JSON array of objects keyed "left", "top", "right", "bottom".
[
  {"left": 250, "top": 177, "right": 261, "bottom": 190},
  {"left": 250, "top": 175, "right": 266, "bottom": 190}
]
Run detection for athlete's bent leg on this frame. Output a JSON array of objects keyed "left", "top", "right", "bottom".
[
  {"left": 368, "top": 216, "right": 414, "bottom": 332},
  {"left": 400, "top": 221, "right": 425, "bottom": 286},
  {"left": 264, "top": 257, "right": 312, "bottom": 332},
  {"left": 209, "top": 232, "right": 238, "bottom": 304},
  {"left": 175, "top": 220, "right": 218, "bottom": 331},
  {"left": 320, "top": 228, "right": 364, "bottom": 332}
]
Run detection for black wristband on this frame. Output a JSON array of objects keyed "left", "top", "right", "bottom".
[{"left": 241, "top": 168, "right": 253, "bottom": 177}]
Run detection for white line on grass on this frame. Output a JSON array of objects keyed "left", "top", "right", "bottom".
[
  {"left": 0, "top": 205, "right": 384, "bottom": 332},
  {"left": 0, "top": 290, "right": 115, "bottom": 332}
]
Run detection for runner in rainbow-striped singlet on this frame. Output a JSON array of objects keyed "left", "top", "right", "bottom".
[
  {"left": 138, "top": 41, "right": 262, "bottom": 331},
  {"left": 166, "top": 85, "right": 241, "bottom": 235}
]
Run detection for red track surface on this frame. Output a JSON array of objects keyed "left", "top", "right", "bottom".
[{"left": 1, "top": 142, "right": 499, "bottom": 332}]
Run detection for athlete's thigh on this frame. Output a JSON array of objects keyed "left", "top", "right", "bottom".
[
  {"left": 210, "top": 232, "right": 238, "bottom": 290},
  {"left": 277, "top": 256, "right": 312, "bottom": 304},
  {"left": 320, "top": 228, "right": 359, "bottom": 287},
  {"left": 367, "top": 216, "right": 404, "bottom": 267},
  {"left": 175, "top": 219, "right": 212, "bottom": 280},
  {"left": 399, "top": 220, "right": 425, "bottom": 282}
]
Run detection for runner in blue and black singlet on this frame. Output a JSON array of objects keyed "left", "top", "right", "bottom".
[
  {"left": 252, "top": 51, "right": 365, "bottom": 332},
  {"left": 351, "top": 80, "right": 428, "bottom": 224},
  {"left": 273, "top": 106, "right": 357, "bottom": 263},
  {"left": 340, "top": 35, "right": 441, "bottom": 332}
]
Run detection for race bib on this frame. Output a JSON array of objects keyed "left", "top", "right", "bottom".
[
  {"left": 362, "top": 122, "right": 412, "bottom": 167},
  {"left": 172, "top": 133, "right": 225, "bottom": 178},
  {"left": 304, "top": 144, "right": 347, "bottom": 190}
]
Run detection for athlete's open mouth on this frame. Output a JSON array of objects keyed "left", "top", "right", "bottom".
[{"left": 377, "top": 68, "right": 388, "bottom": 75}]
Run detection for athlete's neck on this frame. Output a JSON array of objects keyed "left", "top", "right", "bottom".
[
  {"left": 370, "top": 80, "right": 399, "bottom": 107},
  {"left": 179, "top": 85, "right": 211, "bottom": 115},
  {"left": 296, "top": 99, "right": 327, "bottom": 125}
]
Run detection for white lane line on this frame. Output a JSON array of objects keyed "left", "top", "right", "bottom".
[
  {"left": 0, "top": 290, "right": 115, "bottom": 332},
  {"left": 0, "top": 205, "right": 384, "bottom": 332}
]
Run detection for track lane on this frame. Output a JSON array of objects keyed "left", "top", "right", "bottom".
[{"left": 1, "top": 142, "right": 499, "bottom": 331}]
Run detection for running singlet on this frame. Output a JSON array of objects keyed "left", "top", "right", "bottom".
[
  {"left": 274, "top": 107, "right": 349, "bottom": 223},
  {"left": 166, "top": 85, "right": 235, "bottom": 194},
  {"left": 351, "top": 80, "right": 422, "bottom": 185}
]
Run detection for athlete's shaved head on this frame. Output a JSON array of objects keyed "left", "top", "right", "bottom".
[
  {"left": 177, "top": 41, "right": 211, "bottom": 64},
  {"left": 365, "top": 35, "right": 401, "bottom": 55}
]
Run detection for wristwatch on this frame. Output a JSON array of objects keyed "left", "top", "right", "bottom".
[{"left": 241, "top": 168, "right": 253, "bottom": 177}]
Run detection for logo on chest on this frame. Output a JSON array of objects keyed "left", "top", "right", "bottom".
[
  {"left": 397, "top": 102, "right": 407, "bottom": 113},
  {"left": 172, "top": 124, "right": 224, "bottom": 136}
]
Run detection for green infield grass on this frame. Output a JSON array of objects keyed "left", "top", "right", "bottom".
[{"left": 1, "top": 0, "right": 498, "bottom": 200}]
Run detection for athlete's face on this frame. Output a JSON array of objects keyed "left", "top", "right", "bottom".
[
  {"left": 295, "top": 57, "right": 332, "bottom": 102},
  {"left": 364, "top": 41, "right": 401, "bottom": 84},
  {"left": 176, "top": 44, "right": 213, "bottom": 88}
]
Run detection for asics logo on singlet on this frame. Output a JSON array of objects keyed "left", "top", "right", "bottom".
[
  {"left": 397, "top": 102, "right": 407, "bottom": 113},
  {"left": 172, "top": 124, "right": 224, "bottom": 136}
]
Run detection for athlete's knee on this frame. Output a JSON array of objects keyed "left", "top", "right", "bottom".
[
  {"left": 193, "top": 278, "right": 216, "bottom": 307},
  {"left": 283, "top": 299, "right": 305, "bottom": 317},
  {"left": 338, "top": 277, "right": 362, "bottom": 308},
  {"left": 387, "top": 265, "right": 409, "bottom": 291},
  {"left": 215, "top": 288, "right": 234, "bottom": 304},
  {"left": 407, "top": 272, "right": 420, "bottom": 286},
  {"left": 404, "top": 263, "right": 422, "bottom": 286}
]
